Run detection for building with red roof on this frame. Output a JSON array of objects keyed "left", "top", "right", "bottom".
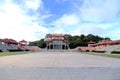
[
  {"left": 88, "top": 40, "right": 120, "bottom": 47},
  {"left": 75, "top": 39, "right": 120, "bottom": 52},
  {"left": 0, "top": 38, "right": 41, "bottom": 52},
  {"left": 44, "top": 33, "right": 70, "bottom": 50},
  {"left": 19, "top": 39, "right": 27, "bottom": 46},
  {"left": 1, "top": 38, "right": 18, "bottom": 45}
]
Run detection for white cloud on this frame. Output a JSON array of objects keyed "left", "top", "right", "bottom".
[
  {"left": 53, "top": 28, "right": 64, "bottom": 33},
  {"left": 50, "top": 0, "right": 120, "bottom": 40},
  {"left": 52, "top": 14, "right": 80, "bottom": 28},
  {"left": 0, "top": 0, "right": 120, "bottom": 41},
  {"left": 80, "top": 23, "right": 105, "bottom": 35},
  {"left": 48, "top": 14, "right": 80, "bottom": 35},
  {"left": 63, "top": 0, "right": 120, "bottom": 39},
  {"left": 0, "top": 0, "right": 48, "bottom": 41},
  {"left": 25, "top": 0, "right": 43, "bottom": 10},
  {"left": 80, "top": 0, "right": 120, "bottom": 22},
  {"left": 0, "top": 3, "right": 26, "bottom": 26},
  {"left": 102, "top": 29, "right": 120, "bottom": 40}
]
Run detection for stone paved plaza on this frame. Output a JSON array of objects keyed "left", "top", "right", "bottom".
[{"left": 0, "top": 51, "right": 120, "bottom": 80}]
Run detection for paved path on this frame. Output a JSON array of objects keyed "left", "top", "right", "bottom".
[{"left": 0, "top": 52, "right": 120, "bottom": 80}]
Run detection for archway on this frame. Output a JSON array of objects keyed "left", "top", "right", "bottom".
[
  {"left": 62, "top": 45, "right": 65, "bottom": 49},
  {"left": 47, "top": 46, "right": 49, "bottom": 49},
  {"left": 50, "top": 45, "right": 53, "bottom": 49}
]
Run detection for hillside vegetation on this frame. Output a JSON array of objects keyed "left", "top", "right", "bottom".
[{"left": 29, "top": 34, "right": 110, "bottom": 49}]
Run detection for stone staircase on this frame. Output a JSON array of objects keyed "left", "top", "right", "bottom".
[
  {"left": 40, "top": 49, "right": 72, "bottom": 52},
  {"left": 98, "top": 45, "right": 120, "bottom": 53},
  {"left": 0, "top": 44, "right": 18, "bottom": 52}
]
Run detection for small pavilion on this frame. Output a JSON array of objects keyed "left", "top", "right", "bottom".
[{"left": 19, "top": 39, "right": 27, "bottom": 46}]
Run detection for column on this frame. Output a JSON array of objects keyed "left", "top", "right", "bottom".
[
  {"left": 67, "top": 44, "right": 69, "bottom": 49},
  {"left": 47, "top": 44, "right": 49, "bottom": 49},
  {"left": 61, "top": 42, "right": 62, "bottom": 50},
  {"left": 65, "top": 44, "right": 66, "bottom": 50},
  {"left": 52, "top": 42, "right": 54, "bottom": 49},
  {"left": 46, "top": 44, "right": 48, "bottom": 50},
  {"left": 48, "top": 44, "right": 50, "bottom": 49}
]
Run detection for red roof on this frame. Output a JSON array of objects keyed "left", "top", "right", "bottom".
[
  {"left": 106, "top": 40, "right": 120, "bottom": 44},
  {"left": 19, "top": 39, "right": 27, "bottom": 43},
  {"left": 46, "top": 39, "right": 69, "bottom": 44},
  {"left": 89, "top": 39, "right": 120, "bottom": 46},
  {"left": 88, "top": 41, "right": 96, "bottom": 44},
  {"left": 46, "top": 34, "right": 52, "bottom": 38},
  {"left": 2, "top": 38, "right": 18, "bottom": 44},
  {"left": 52, "top": 33, "right": 63, "bottom": 37}
]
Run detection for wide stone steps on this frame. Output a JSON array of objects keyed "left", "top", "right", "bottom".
[{"left": 40, "top": 49, "right": 72, "bottom": 52}]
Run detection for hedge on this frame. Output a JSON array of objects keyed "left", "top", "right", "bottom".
[
  {"left": 111, "top": 51, "right": 120, "bottom": 54},
  {"left": 0, "top": 50, "right": 3, "bottom": 52},
  {"left": 92, "top": 50, "right": 106, "bottom": 53},
  {"left": 8, "top": 49, "right": 23, "bottom": 52}
]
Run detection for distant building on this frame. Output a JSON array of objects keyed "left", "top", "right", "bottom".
[
  {"left": 1, "top": 38, "right": 18, "bottom": 45},
  {"left": 44, "top": 33, "right": 70, "bottom": 50},
  {"left": 18, "top": 39, "right": 41, "bottom": 51},
  {"left": 88, "top": 40, "right": 120, "bottom": 47},
  {"left": 0, "top": 38, "right": 41, "bottom": 52},
  {"left": 75, "top": 39, "right": 120, "bottom": 52},
  {"left": 19, "top": 39, "right": 28, "bottom": 46}
]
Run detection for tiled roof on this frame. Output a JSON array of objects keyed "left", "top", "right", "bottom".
[
  {"left": 52, "top": 33, "right": 63, "bottom": 37},
  {"left": 19, "top": 39, "right": 27, "bottom": 43},
  {"left": 2, "top": 38, "right": 18, "bottom": 44},
  {"left": 88, "top": 39, "right": 120, "bottom": 47}
]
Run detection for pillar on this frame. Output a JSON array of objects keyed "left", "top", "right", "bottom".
[
  {"left": 65, "top": 44, "right": 66, "bottom": 50},
  {"left": 48, "top": 44, "right": 50, "bottom": 49},
  {"left": 61, "top": 42, "right": 62, "bottom": 50}
]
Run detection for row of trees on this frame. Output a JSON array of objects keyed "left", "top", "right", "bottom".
[
  {"left": 66, "top": 34, "right": 110, "bottom": 48},
  {"left": 28, "top": 34, "right": 110, "bottom": 49},
  {"left": 29, "top": 39, "right": 46, "bottom": 48}
]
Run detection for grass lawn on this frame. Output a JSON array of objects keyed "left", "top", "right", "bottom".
[
  {"left": 0, "top": 52, "right": 31, "bottom": 57},
  {"left": 81, "top": 52, "right": 120, "bottom": 59}
]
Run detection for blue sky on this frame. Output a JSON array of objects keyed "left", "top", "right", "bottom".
[{"left": 0, "top": 0, "right": 120, "bottom": 41}]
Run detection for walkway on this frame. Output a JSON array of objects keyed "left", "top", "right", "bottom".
[{"left": 0, "top": 52, "right": 120, "bottom": 80}]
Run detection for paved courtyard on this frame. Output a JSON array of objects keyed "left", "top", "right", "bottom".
[{"left": 0, "top": 51, "right": 120, "bottom": 80}]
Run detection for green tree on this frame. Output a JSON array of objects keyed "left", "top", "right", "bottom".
[
  {"left": 28, "top": 34, "right": 110, "bottom": 49},
  {"left": 29, "top": 39, "right": 46, "bottom": 48}
]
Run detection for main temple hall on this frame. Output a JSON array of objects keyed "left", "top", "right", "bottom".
[{"left": 44, "top": 33, "right": 70, "bottom": 50}]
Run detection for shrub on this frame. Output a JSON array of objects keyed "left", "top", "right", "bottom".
[
  {"left": 25, "top": 49, "right": 30, "bottom": 51},
  {"left": 92, "top": 50, "right": 106, "bottom": 53},
  {"left": 85, "top": 50, "right": 89, "bottom": 52},
  {"left": 8, "top": 49, "right": 23, "bottom": 52},
  {"left": 111, "top": 51, "right": 120, "bottom": 54},
  {"left": 0, "top": 50, "right": 3, "bottom": 52}
]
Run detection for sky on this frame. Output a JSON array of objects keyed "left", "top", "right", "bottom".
[{"left": 0, "top": 0, "right": 120, "bottom": 41}]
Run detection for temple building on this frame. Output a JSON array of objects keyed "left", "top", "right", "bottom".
[
  {"left": 75, "top": 39, "right": 120, "bottom": 52},
  {"left": 0, "top": 38, "right": 41, "bottom": 52},
  {"left": 88, "top": 40, "right": 120, "bottom": 47},
  {"left": 19, "top": 39, "right": 28, "bottom": 46},
  {"left": 44, "top": 33, "right": 70, "bottom": 50}
]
